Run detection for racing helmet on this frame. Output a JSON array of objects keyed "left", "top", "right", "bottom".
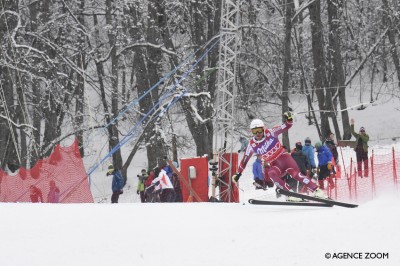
[{"left": 250, "top": 119, "right": 264, "bottom": 130}]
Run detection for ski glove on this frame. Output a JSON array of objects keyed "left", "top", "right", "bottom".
[
  {"left": 283, "top": 111, "right": 293, "bottom": 122},
  {"left": 232, "top": 173, "right": 242, "bottom": 183},
  {"left": 327, "top": 162, "right": 332, "bottom": 171}
]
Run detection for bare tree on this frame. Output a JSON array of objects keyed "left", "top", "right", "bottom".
[{"left": 308, "top": 0, "right": 330, "bottom": 140}]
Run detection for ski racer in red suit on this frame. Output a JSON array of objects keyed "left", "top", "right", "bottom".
[{"left": 232, "top": 112, "right": 327, "bottom": 200}]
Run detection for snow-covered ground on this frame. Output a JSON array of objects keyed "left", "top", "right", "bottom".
[
  {"left": 0, "top": 191, "right": 399, "bottom": 266},
  {"left": 1, "top": 88, "right": 400, "bottom": 265}
]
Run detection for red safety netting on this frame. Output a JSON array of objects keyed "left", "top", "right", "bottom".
[
  {"left": 0, "top": 139, "right": 93, "bottom": 203},
  {"left": 326, "top": 148, "right": 399, "bottom": 203}
]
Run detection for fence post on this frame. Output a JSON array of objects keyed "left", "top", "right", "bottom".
[
  {"left": 371, "top": 151, "right": 375, "bottom": 199},
  {"left": 393, "top": 147, "right": 398, "bottom": 191},
  {"left": 354, "top": 167, "right": 357, "bottom": 201}
]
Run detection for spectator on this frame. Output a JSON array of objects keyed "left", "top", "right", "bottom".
[
  {"left": 325, "top": 133, "right": 339, "bottom": 165},
  {"left": 152, "top": 166, "right": 175, "bottom": 203},
  {"left": 351, "top": 119, "right": 369, "bottom": 178},
  {"left": 144, "top": 169, "right": 158, "bottom": 202},
  {"left": 29, "top": 185, "right": 43, "bottom": 203},
  {"left": 137, "top": 169, "right": 148, "bottom": 203},
  {"left": 171, "top": 172, "right": 183, "bottom": 202},
  {"left": 47, "top": 180, "right": 60, "bottom": 203},
  {"left": 291, "top": 142, "right": 310, "bottom": 175},
  {"left": 302, "top": 137, "right": 316, "bottom": 173},
  {"left": 238, "top": 136, "right": 249, "bottom": 153},
  {"left": 314, "top": 141, "right": 333, "bottom": 190},
  {"left": 170, "top": 161, "right": 183, "bottom": 202},
  {"left": 106, "top": 164, "right": 125, "bottom": 203},
  {"left": 252, "top": 154, "right": 266, "bottom": 189}
]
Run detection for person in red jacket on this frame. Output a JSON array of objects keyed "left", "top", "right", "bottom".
[
  {"left": 232, "top": 112, "right": 327, "bottom": 201},
  {"left": 29, "top": 185, "right": 43, "bottom": 203},
  {"left": 144, "top": 169, "right": 158, "bottom": 202}
]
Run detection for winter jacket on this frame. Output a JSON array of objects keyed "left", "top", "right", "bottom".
[
  {"left": 351, "top": 124, "right": 369, "bottom": 152},
  {"left": 145, "top": 171, "right": 155, "bottom": 187},
  {"left": 291, "top": 149, "right": 310, "bottom": 174},
  {"left": 137, "top": 173, "right": 148, "bottom": 192},
  {"left": 325, "top": 138, "right": 339, "bottom": 163},
  {"left": 302, "top": 144, "right": 316, "bottom": 168},
  {"left": 112, "top": 170, "right": 125, "bottom": 192},
  {"left": 163, "top": 165, "right": 173, "bottom": 178},
  {"left": 316, "top": 145, "right": 333, "bottom": 166},
  {"left": 238, "top": 121, "right": 292, "bottom": 173},
  {"left": 252, "top": 158, "right": 263, "bottom": 180}
]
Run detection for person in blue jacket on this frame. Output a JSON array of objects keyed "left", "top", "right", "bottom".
[
  {"left": 302, "top": 137, "right": 316, "bottom": 172},
  {"left": 314, "top": 141, "right": 333, "bottom": 190},
  {"left": 107, "top": 164, "right": 125, "bottom": 203},
  {"left": 252, "top": 154, "right": 265, "bottom": 189}
]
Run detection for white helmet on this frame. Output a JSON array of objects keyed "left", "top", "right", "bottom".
[{"left": 250, "top": 119, "right": 264, "bottom": 130}]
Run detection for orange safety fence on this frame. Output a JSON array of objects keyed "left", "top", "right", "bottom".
[{"left": 0, "top": 139, "right": 93, "bottom": 203}]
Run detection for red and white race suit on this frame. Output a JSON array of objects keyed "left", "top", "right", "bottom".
[{"left": 238, "top": 121, "right": 318, "bottom": 191}]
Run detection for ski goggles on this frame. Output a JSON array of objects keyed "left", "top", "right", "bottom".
[{"left": 251, "top": 128, "right": 264, "bottom": 135}]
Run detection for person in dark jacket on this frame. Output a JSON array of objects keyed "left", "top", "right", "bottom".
[
  {"left": 351, "top": 118, "right": 369, "bottom": 177},
  {"left": 291, "top": 142, "right": 310, "bottom": 175},
  {"left": 325, "top": 133, "right": 339, "bottom": 164},
  {"left": 107, "top": 164, "right": 125, "bottom": 203},
  {"left": 289, "top": 142, "right": 310, "bottom": 192},
  {"left": 171, "top": 172, "right": 183, "bottom": 202}
]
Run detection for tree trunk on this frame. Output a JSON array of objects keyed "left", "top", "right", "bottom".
[
  {"left": 382, "top": 0, "right": 400, "bottom": 89},
  {"left": 281, "top": 0, "right": 294, "bottom": 149},
  {"left": 308, "top": 0, "right": 330, "bottom": 140},
  {"left": 327, "top": 0, "right": 350, "bottom": 140},
  {"left": 144, "top": 0, "right": 169, "bottom": 166},
  {"left": 75, "top": 0, "right": 86, "bottom": 157},
  {"left": 105, "top": 0, "right": 123, "bottom": 169}
]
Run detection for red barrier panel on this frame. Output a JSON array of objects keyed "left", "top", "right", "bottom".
[{"left": 180, "top": 157, "right": 209, "bottom": 202}]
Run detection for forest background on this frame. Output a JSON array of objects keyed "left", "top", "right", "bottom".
[{"left": 1, "top": 0, "right": 400, "bottom": 178}]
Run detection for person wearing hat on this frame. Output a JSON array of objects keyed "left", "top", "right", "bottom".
[
  {"left": 350, "top": 118, "right": 369, "bottom": 177},
  {"left": 107, "top": 164, "right": 125, "bottom": 203},
  {"left": 289, "top": 142, "right": 310, "bottom": 192},
  {"left": 314, "top": 141, "right": 334, "bottom": 190},
  {"left": 325, "top": 133, "right": 339, "bottom": 165},
  {"left": 302, "top": 137, "right": 316, "bottom": 172},
  {"left": 137, "top": 169, "right": 148, "bottom": 203}
]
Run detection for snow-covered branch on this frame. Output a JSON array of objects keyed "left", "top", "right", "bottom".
[{"left": 117, "top": 42, "right": 176, "bottom": 57}]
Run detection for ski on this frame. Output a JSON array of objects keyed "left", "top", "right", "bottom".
[
  {"left": 248, "top": 199, "right": 333, "bottom": 207},
  {"left": 276, "top": 189, "right": 358, "bottom": 208}
]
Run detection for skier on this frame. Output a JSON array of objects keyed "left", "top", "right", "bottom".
[{"left": 232, "top": 112, "right": 327, "bottom": 201}]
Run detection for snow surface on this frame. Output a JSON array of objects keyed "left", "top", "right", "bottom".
[
  {"left": 0, "top": 193, "right": 399, "bottom": 266},
  {"left": 1, "top": 90, "right": 400, "bottom": 265}
]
